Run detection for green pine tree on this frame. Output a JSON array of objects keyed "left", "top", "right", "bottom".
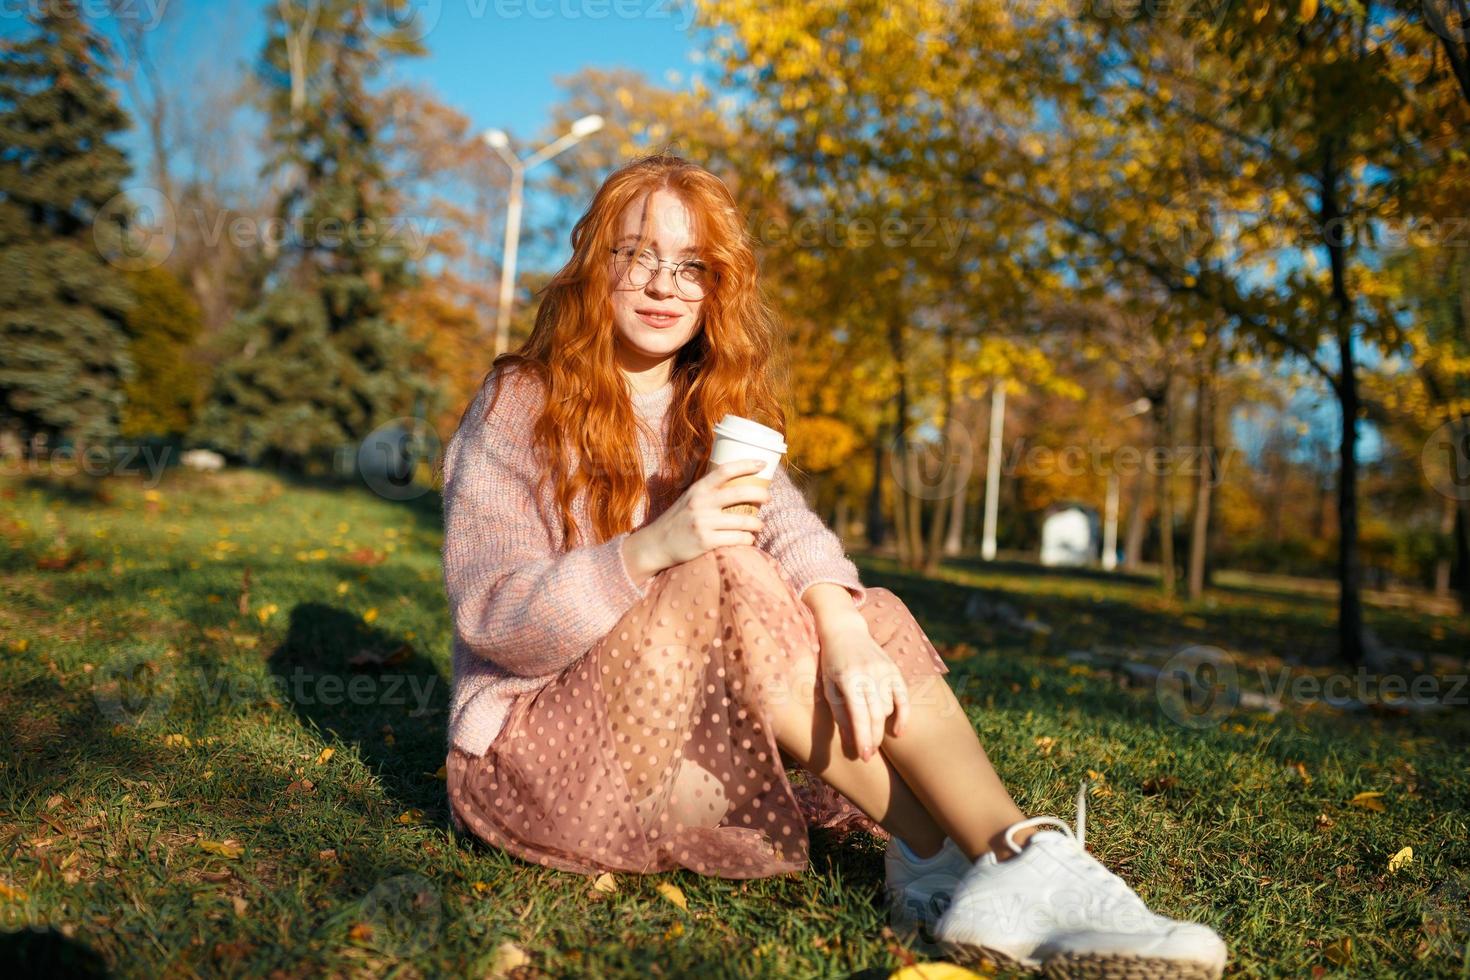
[
  {"left": 0, "top": 0, "right": 136, "bottom": 453},
  {"left": 190, "top": 0, "right": 435, "bottom": 472}
]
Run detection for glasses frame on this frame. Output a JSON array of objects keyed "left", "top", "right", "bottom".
[{"left": 608, "top": 246, "right": 713, "bottom": 301}]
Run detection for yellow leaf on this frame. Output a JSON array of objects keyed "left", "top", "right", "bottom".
[
  {"left": 314, "top": 747, "right": 334, "bottom": 765},
  {"left": 889, "top": 965, "right": 990, "bottom": 979},
  {"left": 1299, "top": 0, "right": 1318, "bottom": 20},
  {"left": 1387, "top": 846, "right": 1413, "bottom": 873},
  {"left": 1349, "top": 791, "right": 1386, "bottom": 812},
  {"left": 592, "top": 872, "right": 618, "bottom": 894},
  {"left": 397, "top": 808, "right": 423, "bottom": 825},
  {"left": 663, "top": 921, "right": 684, "bottom": 940},
  {"left": 363, "top": 607, "right": 379, "bottom": 624},
  {"left": 488, "top": 941, "right": 530, "bottom": 978},
  {"left": 434, "top": 764, "right": 447, "bottom": 780},
  {"left": 198, "top": 838, "right": 244, "bottom": 859},
  {"left": 1324, "top": 935, "right": 1352, "bottom": 965},
  {"left": 656, "top": 881, "right": 688, "bottom": 911}
]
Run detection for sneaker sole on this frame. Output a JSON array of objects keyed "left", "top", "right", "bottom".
[
  {"left": 1043, "top": 953, "right": 1223, "bottom": 979},
  {"left": 940, "top": 941, "right": 1223, "bottom": 980}
]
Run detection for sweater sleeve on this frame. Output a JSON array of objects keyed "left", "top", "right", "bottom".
[
  {"left": 441, "top": 370, "right": 652, "bottom": 678},
  {"left": 755, "top": 463, "right": 868, "bottom": 610}
]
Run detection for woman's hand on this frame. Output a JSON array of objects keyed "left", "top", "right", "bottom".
[
  {"left": 816, "top": 617, "right": 910, "bottom": 761},
  {"left": 629, "top": 458, "right": 771, "bottom": 571}
]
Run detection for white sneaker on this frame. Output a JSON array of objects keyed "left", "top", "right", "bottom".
[
  {"left": 883, "top": 834, "right": 973, "bottom": 944},
  {"left": 933, "top": 782, "right": 1228, "bottom": 979}
]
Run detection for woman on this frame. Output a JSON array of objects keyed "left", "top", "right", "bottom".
[{"left": 440, "top": 152, "right": 1227, "bottom": 978}]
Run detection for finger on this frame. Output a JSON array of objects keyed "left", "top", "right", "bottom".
[
  {"left": 846, "top": 681, "right": 874, "bottom": 760},
  {"left": 890, "top": 675, "right": 911, "bottom": 737},
  {"left": 824, "top": 679, "right": 857, "bottom": 759}
]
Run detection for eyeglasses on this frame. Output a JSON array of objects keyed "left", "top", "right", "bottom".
[{"left": 609, "top": 246, "right": 713, "bottom": 301}]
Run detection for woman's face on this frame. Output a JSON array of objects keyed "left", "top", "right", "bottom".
[{"left": 608, "top": 189, "right": 706, "bottom": 375}]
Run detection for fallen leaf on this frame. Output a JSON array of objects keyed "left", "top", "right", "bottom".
[
  {"left": 1349, "top": 791, "right": 1386, "bottom": 812},
  {"left": 315, "top": 747, "right": 335, "bottom": 765},
  {"left": 889, "top": 964, "right": 990, "bottom": 979},
  {"left": 348, "top": 922, "right": 373, "bottom": 942},
  {"left": 592, "top": 872, "right": 618, "bottom": 894},
  {"left": 1387, "top": 846, "right": 1413, "bottom": 873},
  {"left": 397, "top": 809, "right": 423, "bottom": 825},
  {"left": 656, "top": 881, "right": 688, "bottom": 911},
  {"left": 286, "top": 778, "right": 315, "bottom": 795},
  {"left": 198, "top": 838, "right": 243, "bottom": 859},
  {"left": 487, "top": 941, "right": 530, "bottom": 978},
  {"left": 1324, "top": 935, "right": 1352, "bottom": 965}
]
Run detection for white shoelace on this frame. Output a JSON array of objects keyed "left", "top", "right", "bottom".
[{"left": 1002, "top": 778, "right": 1090, "bottom": 853}]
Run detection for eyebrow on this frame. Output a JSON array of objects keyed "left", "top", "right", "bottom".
[{"left": 616, "top": 234, "right": 699, "bottom": 258}]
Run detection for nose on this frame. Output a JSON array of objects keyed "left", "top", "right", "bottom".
[{"left": 643, "top": 264, "right": 678, "bottom": 298}]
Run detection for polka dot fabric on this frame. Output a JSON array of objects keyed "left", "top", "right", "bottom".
[{"left": 447, "top": 544, "right": 949, "bottom": 878}]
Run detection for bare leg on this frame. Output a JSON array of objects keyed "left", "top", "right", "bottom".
[
  {"left": 757, "top": 656, "right": 949, "bottom": 857},
  {"left": 874, "top": 673, "right": 1038, "bottom": 861}
]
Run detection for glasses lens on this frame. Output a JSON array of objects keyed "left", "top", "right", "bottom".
[{"left": 615, "top": 248, "right": 708, "bottom": 300}]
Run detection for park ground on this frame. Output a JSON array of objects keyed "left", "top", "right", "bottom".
[{"left": 1, "top": 466, "right": 1468, "bottom": 978}]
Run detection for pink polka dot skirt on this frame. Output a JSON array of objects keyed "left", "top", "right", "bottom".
[{"left": 447, "top": 544, "right": 949, "bottom": 879}]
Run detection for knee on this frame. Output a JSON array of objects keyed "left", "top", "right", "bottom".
[{"left": 660, "top": 544, "right": 769, "bottom": 595}]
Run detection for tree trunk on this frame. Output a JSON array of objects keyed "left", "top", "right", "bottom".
[
  {"left": 1322, "top": 140, "right": 1365, "bottom": 666},
  {"left": 943, "top": 395, "right": 974, "bottom": 557},
  {"left": 1436, "top": 494, "right": 1455, "bottom": 596},
  {"left": 867, "top": 431, "right": 887, "bottom": 550},
  {"left": 1187, "top": 370, "right": 1215, "bottom": 600},
  {"left": 1123, "top": 473, "right": 1146, "bottom": 570},
  {"left": 1152, "top": 382, "right": 1176, "bottom": 599},
  {"left": 1336, "top": 330, "right": 1364, "bottom": 665},
  {"left": 922, "top": 325, "right": 958, "bottom": 574}
]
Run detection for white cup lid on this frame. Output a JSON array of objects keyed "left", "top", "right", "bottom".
[{"left": 713, "top": 414, "right": 787, "bottom": 455}]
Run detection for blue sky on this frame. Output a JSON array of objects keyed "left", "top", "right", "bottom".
[{"left": 0, "top": 0, "right": 706, "bottom": 267}]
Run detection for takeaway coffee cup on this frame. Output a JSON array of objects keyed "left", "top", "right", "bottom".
[{"left": 706, "top": 414, "right": 787, "bottom": 516}]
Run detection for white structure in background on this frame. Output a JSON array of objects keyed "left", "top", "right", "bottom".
[
  {"left": 483, "top": 114, "right": 604, "bottom": 357},
  {"left": 1040, "top": 504, "right": 1100, "bottom": 567},
  {"left": 180, "top": 449, "right": 225, "bottom": 472}
]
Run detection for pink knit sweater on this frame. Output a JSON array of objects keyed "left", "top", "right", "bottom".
[{"left": 441, "top": 365, "right": 869, "bottom": 756}]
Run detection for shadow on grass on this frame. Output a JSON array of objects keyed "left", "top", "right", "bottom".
[
  {"left": 0, "top": 925, "right": 111, "bottom": 978},
  {"left": 265, "top": 602, "right": 449, "bottom": 820}
]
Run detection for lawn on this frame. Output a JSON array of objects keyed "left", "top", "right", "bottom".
[{"left": 1, "top": 465, "right": 1467, "bottom": 978}]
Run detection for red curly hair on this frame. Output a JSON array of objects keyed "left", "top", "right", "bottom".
[{"left": 450, "top": 151, "right": 793, "bottom": 550}]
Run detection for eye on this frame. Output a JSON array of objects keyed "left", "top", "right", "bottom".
[{"left": 680, "top": 261, "right": 709, "bottom": 282}]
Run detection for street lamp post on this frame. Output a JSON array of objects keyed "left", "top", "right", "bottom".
[{"left": 482, "top": 113, "right": 605, "bottom": 356}]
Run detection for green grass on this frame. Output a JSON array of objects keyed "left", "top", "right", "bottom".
[{"left": 1, "top": 466, "right": 1467, "bottom": 979}]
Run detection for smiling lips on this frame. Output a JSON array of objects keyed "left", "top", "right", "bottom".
[{"left": 636, "top": 308, "right": 680, "bottom": 327}]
